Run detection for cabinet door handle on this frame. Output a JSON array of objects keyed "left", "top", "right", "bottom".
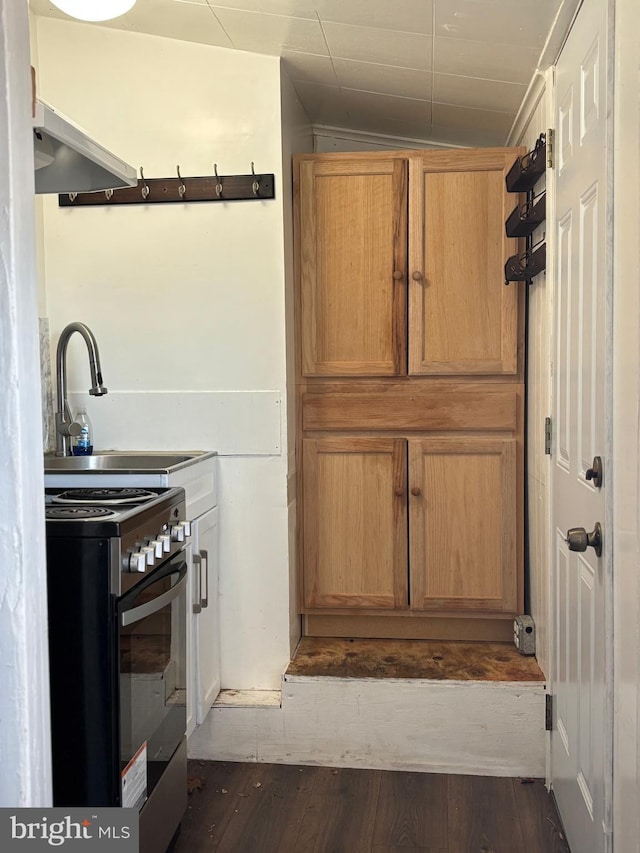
[
  {"left": 410, "top": 486, "right": 422, "bottom": 497},
  {"left": 192, "top": 553, "right": 202, "bottom": 614},
  {"left": 394, "top": 487, "right": 405, "bottom": 497},
  {"left": 392, "top": 270, "right": 404, "bottom": 281},
  {"left": 200, "top": 549, "right": 209, "bottom": 609},
  {"left": 412, "top": 271, "right": 424, "bottom": 282}
]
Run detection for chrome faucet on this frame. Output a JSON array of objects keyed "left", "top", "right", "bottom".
[{"left": 55, "top": 322, "right": 108, "bottom": 456}]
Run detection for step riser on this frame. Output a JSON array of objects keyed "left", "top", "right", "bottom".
[{"left": 188, "top": 678, "right": 546, "bottom": 777}]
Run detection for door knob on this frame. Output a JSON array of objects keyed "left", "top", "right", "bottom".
[
  {"left": 410, "top": 486, "right": 422, "bottom": 497},
  {"left": 412, "top": 271, "right": 424, "bottom": 282},
  {"left": 585, "top": 456, "right": 603, "bottom": 488},
  {"left": 392, "top": 270, "right": 404, "bottom": 281},
  {"left": 565, "top": 522, "right": 602, "bottom": 558}
]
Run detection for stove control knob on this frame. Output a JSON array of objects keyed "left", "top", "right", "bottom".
[
  {"left": 171, "top": 524, "right": 185, "bottom": 543},
  {"left": 150, "top": 539, "right": 164, "bottom": 558},
  {"left": 141, "top": 546, "right": 155, "bottom": 566},
  {"left": 158, "top": 534, "right": 171, "bottom": 553},
  {"left": 129, "top": 551, "right": 147, "bottom": 573},
  {"left": 182, "top": 520, "right": 192, "bottom": 537}
]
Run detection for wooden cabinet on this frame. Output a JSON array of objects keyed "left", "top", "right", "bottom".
[
  {"left": 302, "top": 435, "right": 518, "bottom": 617},
  {"left": 302, "top": 437, "right": 407, "bottom": 610},
  {"left": 408, "top": 437, "right": 517, "bottom": 614},
  {"left": 295, "top": 148, "right": 525, "bottom": 641},
  {"left": 299, "top": 158, "right": 407, "bottom": 376},
  {"left": 299, "top": 150, "right": 519, "bottom": 378},
  {"left": 408, "top": 152, "right": 519, "bottom": 375}
]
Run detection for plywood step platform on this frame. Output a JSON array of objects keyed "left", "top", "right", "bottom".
[
  {"left": 286, "top": 637, "right": 545, "bottom": 683},
  {"left": 189, "top": 639, "right": 547, "bottom": 778}
]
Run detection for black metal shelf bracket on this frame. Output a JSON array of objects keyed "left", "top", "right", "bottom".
[
  {"left": 58, "top": 166, "right": 276, "bottom": 208},
  {"left": 504, "top": 133, "right": 547, "bottom": 285},
  {"left": 505, "top": 242, "right": 546, "bottom": 286},
  {"left": 505, "top": 192, "right": 546, "bottom": 238},
  {"left": 506, "top": 134, "right": 546, "bottom": 193}
]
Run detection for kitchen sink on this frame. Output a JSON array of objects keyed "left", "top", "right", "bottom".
[{"left": 44, "top": 451, "right": 215, "bottom": 474}]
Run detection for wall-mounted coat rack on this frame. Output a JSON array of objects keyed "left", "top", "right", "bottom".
[
  {"left": 58, "top": 163, "right": 275, "bottom": 208},
  {"left": 504, "top": 133, "right": 547, "bottom": 285}
]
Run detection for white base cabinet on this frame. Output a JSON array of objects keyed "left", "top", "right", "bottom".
[
  {"left": 190, "top": 506, "right": 221, "bottom": 729},
  {"left": 184, "top": 537, "right": 196, "bottom": 738}
]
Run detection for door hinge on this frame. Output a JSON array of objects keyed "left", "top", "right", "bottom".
[
  {"left": 544, "top": 417, "right": 552, "bottom": 455},
  {"left": 546, "top": 128, "right": 554, "bottom": 169},
  {"left": 545, "top": 693, "right": 553, "bottom": 731}
]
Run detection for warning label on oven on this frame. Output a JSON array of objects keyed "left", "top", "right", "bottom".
[{"left": 121, "top": 742, "right": 147, "bottom": 811}]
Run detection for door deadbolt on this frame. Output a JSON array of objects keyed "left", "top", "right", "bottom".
[
  {"left": 565, "top": 522, "right": 603, "bottom": 558},
  {"left": 585, "top": 456, "right": 603, "bottom": 488}
]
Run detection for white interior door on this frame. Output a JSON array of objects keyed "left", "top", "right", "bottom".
[{"left": 551, "top": 0, "right": 612, "bottom": 850}]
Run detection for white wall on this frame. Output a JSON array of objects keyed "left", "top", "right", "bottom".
[
  {"left": 34, "top": 17, "right": 300, "bottom": 689},
  {"left": 0, "top": 0, "right": 52, "bottom": 807},
  {"left": 612, "top": 0, "right": 640, "bottom": 846},
  {"left": 279, "top": 68, "right": 312, "bottom": 655},
  {"left": 513, "top": 76, "right": 552, "bottom": 683},
  {"left": 313, "top": 126, "right": 449, "bottom": 152}
]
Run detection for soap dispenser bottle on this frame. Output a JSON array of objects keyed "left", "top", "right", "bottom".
[{"left": 72, "top": 407, "right": 93, "bottom": 456}]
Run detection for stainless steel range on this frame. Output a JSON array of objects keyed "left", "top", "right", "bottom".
[{"left": 45, "top": 485, "right": 191, "bottom": 853}]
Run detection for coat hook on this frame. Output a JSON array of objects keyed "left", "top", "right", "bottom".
[
  {"left": 105, "top": 188, "right": 114, "bottom": 201},
  {"left": 214, "top": 163, "right": 223, "bottom": 198},
  {"left": 177, "top": 165, "right": 186, "bottom": 198},
  {"left": 140, "top": 167, "right": 150, "bottom": 200},
  {"left": 251, "top": 161, "right": 260, "bottom": 196}
]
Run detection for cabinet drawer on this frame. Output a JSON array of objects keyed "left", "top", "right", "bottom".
[
  {"left": 302, "top": 386, "right": 519, "bottom": 432},
  {"left": 169, "top": 456, "right": 217, "bottom": 519}
]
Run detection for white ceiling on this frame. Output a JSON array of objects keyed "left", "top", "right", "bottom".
[{"left": 29, "top": 0, "right": 575, "bottom": 147}]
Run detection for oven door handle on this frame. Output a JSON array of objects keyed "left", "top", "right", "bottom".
[
  {"left": 121, "top": 564, "right": 187, "bottom": 627},
  {"left": 120, "top": 556, "right": 187, "bottom": 606}
]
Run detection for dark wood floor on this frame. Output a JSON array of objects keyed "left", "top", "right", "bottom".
[{"left": 173, "top": 760, "right": 570, "bottom": 853}]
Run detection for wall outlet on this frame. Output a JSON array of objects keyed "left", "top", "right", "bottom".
[{"left": 513, "top": 615, "right": 536, "bottom": 655}]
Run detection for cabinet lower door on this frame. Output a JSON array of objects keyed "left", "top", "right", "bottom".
[
  {"left": 192, "top": 506, "right": 221, "bottom": 725},
  {"left": 302, "top": 437, "right": 408, "bottom": 609},
  {"left": 409, "top": 437, "right": 519, "bottom": 613}
]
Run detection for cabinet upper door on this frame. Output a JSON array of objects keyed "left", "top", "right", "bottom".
[
  {"left": 409, "top": 149, "right": 521, "bottom": 376},
  {"left": 302, "top": 436, "right": 408, "bottom": 609},
  {"left": 298, "top": 157, "right": 408, "bottom": 376},
  {"left": 408, "top": 436, "right": 520, "bottom": 614}
]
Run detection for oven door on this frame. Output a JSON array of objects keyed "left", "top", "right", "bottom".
[{"left": 118, "top": 554, "right": 187, "bottom": 810}]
